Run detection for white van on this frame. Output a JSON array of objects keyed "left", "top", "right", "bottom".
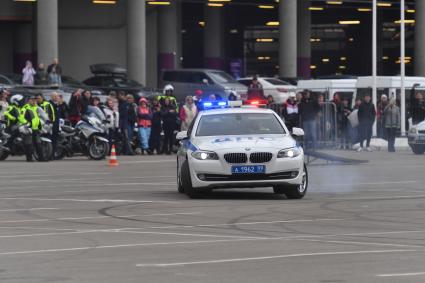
[{"left": 297, "top": 79, "right": 358, "bottom": 104}]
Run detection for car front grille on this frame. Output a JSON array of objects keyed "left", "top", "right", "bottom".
[
  {"left": 224, "top": 153, "right": 247, "bottom": 164},
  {"left": 249, "top": 152, "right": 273, "bottom": 163},
  {"left": 418, "top": 130, "right": 425, "bottom": 134},
  {"left": 198, "top": 171, "right": 299, "bottom": 182}
]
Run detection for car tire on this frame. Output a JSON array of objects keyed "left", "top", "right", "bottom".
[
  {"left": 284, "top": 164, "right": 308, "bottom": 199},
  {"left": 181, "top": 160, "right": 201, "bottom": 199},
  {"left": 411, "top": 145, "right": 425, "bottom": 155},
  {"left": 177, "top": 160, "right": 185, "bottom": 194}
]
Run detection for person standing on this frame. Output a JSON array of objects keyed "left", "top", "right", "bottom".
[
  {"left": 299, "top": 90, "right": 320, "bottom": 149},
  {"left": 22, "top": 61, "right": 36, "bottom": 86},
  {"left": 36, "top": 94, "right": 55, "bottom": 124},
  {"left": 127, "top": 94, "right": 138, "bottom": 150},
  {"left": 410, "top": 92, "right": 425, "bottom": 125},
  {"left": 68, "top": 90, "right": 84, "bottom": 126},
  {"left": 0, "top": 90, "right": 10, "bottom": 121},
  {"left": 49, "top": 93, "right": 62, "bottom": 159},
  {"left": 137, "top": 98, "right": 153, "bottom": 155},
  {"left": 20, "top": 96, "right": 43, "bottom": 162},
  {"left": 357, "top": 94, "right": 376, "bottom": 152},
  {"left": 103, "top": 97, "right": 120, "bottom": 148},
  {"left": 161, "top": 98, "right": 177, "bottom": 155},
  {"left": 266, "top": 95, "right": 281, "bottom": 117},
  {"left": 247, "top": 76, "right": 264, "bottom": 100},
  {"left": 179, "top": 96, "right": 198, "bottom": 131},
  {"left": 283, "top": 93, "right": 299, "bottom": 131},
  {"left": 47, "top": 58, "right": 62, "bottom": 77},
  {"left": 118, "top": 92, "right": 134, "bottom": 155},
  {"left": 377, "top": 94, "right": 389, "bottom": 139},
  {"left": 383, "top": 98, "right": 400, "bottom": 153},
  {"left": 149, "top": 98, "right": 162, "bottom": 154},
  {"left": 36, "top": 63, "right": 48, "bottom": 84},
  {"left": 340, "top": 98, "right": 353, "bottom": 149}
]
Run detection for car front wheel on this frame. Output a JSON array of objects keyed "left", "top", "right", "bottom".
[{"left": 274, "top": 165, "right": 308, "bottom": 199}]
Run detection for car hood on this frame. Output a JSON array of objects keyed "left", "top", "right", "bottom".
[
  {"left": 192, "top": 135, "right": 296, "bottom": 152},
  {"left": 414, "top": 121, "right": 425, "bottom": 131}
]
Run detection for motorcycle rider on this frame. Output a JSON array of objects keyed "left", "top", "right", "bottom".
[
  {"left": 4, "top": 95, "right": 25, "bottom": 128},
  {"left": 36, "top": 94, "right": 56, "bottom": 123},
  {"left": 159, "top": 85, "right": 178, "bottom": 111},
  {"left": 20, "top": 96, "right": 43, "bottom": 162}
]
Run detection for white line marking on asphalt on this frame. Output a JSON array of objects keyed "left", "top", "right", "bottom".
[
  {"left": 119, "top": 160, "right": 175, "bottom": 164},
  {"left": 327, "top": 181, "right": 417, "bottom": 186},
  {"left": 0, "top": 212, "right": 201, "bottom": 224},
  {"left": 146, "top": 218, "right": 347, "bottom": 229},
  {"left": 377, "top": 272, "right": 425, "bottom": 277},
  {"left": 0, "top": 197, "right": 176, "bottom": 203},
  {"left": 329, "top": 195, "right": 425, "bottom": 201},
  {"left": 136, "top": 249, "right": 422, "bottom": 267},
  {"left": 0, "top": 208, "right": 58, "bottom": 212},
  {"left": 297, "top": 239, "right": 424, "bottom": 248}
]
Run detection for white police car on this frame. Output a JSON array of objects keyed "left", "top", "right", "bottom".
[
  {"left": 408, "top": 120, "right": 425, "bottom": 154},
  {"left": 176, "top": 106, "right": 307, "bottom": 199}
]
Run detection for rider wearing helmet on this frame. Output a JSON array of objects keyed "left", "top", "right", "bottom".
[
  {"left": 20, "top": 95, "right": 43, "bottom": 162},
  {"left": 159, "top": 84, "right": 178, "bottom": 111},
  {"left": 4, "top": 94, "right": 25, "bottom": 127}
]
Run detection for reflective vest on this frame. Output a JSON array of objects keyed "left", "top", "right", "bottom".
[
  {"left": 39, "top": 100, "right": 56, "bottom": 122},
  {"left": 158, "top": 95, "right": 179, "bottom": 112},
  {"left": 21, "top": 104, "right": 41, "bottom": 131},
  {"left": 4, "top": 105, "right": 23, "bottom": 127}
]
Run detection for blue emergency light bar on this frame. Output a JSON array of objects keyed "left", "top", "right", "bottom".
[{"left": 202, "top": 101, "right": 228, "bottom": 109}]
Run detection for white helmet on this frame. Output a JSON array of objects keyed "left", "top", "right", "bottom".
[
  {"left": 10, "top": 94, "right": 24, "bottom": 105},
  {"left": 163, "top": 84, "right": 174, "bottom": 95}
]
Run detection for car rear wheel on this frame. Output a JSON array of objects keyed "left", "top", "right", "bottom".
[{"left": 411, "top": 145, "right": 425, "bottom": 155}]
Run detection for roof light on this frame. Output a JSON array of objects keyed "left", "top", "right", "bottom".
[
  {"left": 407, "top": 9, "right": 415, "bottom": 13},
  {"left": 394, "top": 19, "right": 415, "bottom": 24},
  {"left": 92, "top": 0, "right": 116, "bottom": 4},
  {"left": 377, "top": 2, "right": 392, "bottom": 7},
  {"left": 147, "top": 1, "right": 171, "bottom": 5},
  {"left": 256, "top": 38, "right": 274, "bottom": 42},
  {"left": 266, "top": 21, "right": 279, "bottom": 26},
  {"left": 322, "top": 58, "right": 330, "bottom": 63},
  {"left": 207, "top": 3, "right": 224, "bottom": 7},
  {"left": 309, "top": 7, "right": 324, "bottom": 11},
  {"left": 340, "top": 57, "right": 347, "bottom": 61},
  {"left": 339, "top": 20, "right": 361, "bottom": 25},
  {"left": 357, "top": 8, "right": 371, "bottom": 12},
  {"left": 326, "top": 1, "right": 343, "bottom": 5},
  {"left": 310, "top": 65, "right": 317, "bottom": 69},
  {"left": 258, "top": 5, "right": 274, "bottom": 9}
]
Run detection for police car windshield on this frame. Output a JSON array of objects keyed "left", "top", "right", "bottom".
[{"left": 196, "top": 113, "right": 286, "bottom": 136}]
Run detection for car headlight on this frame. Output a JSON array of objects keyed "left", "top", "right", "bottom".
[
  {"left": 191, "top": 151, "right": 219, "bottom": 160},
  {"left": 277, "top": 147, "right": 301, "bottom": 158}
]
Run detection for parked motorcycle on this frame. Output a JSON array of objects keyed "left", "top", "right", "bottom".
[{"left": 55, "top": 107, "right": 109, "bottom": 160}]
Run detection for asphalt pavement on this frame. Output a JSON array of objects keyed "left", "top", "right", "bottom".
[{"left": 0, "top": 151, "right": 424, "bottom": 283}]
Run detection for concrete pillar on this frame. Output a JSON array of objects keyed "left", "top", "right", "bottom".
[
  {"left": 204, "top": 6, "right": 224, "bottom": 70},
  {"left": 297, "top": 0, "right": 310, "bottom": 78},
  {"left": 37, "top": 0, "right": 58, "bottom": 66},
  {"left": 127, "top": 0, "right": 146, "bottom": 85},
  {"left": 158, "top": 0, "right": 181, "bottom": 71},
  {"left": 279, "top": 0, "right": 297, "bottom": 77},
  {"left": 14, "top": 23, "right": 33, "bottom": 73},
  {"left": 415, "top": 0, "right": 425, "bottom": 76},
  {"left": 146, "top": 7, "right": 158, "bottom": 88}
]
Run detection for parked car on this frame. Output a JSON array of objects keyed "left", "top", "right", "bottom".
[
  {"left": 0, "top": 74, "right": 17, "bottom": 90},
  {"left": 160, "top": 69, "right": 248, "bottom": 102},
  {"left": 83, "top": 64, "right": 159, "bottom": 100},
  {"left": 238, "top": 77, "right": 296, "bottom": 104}
]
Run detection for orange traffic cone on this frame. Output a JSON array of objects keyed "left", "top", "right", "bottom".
[{"left": 109, "top": 144, "right": 119, "bottom": 167}]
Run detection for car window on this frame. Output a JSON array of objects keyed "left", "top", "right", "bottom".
[
  {"left": 103, "top": 77, "right": 117, "bottom": 87},
  {"left": 163, "top": 71, "right": 178, "bottom": 82},
  {"left": 208, "top": 71, "right": 237, "bottom": 84},
  {"left": 196, "top": 113, "right": 286, "bottom": 136},
  {"left": 0, "top": 76, "right": 11, "bottom": 85},
  {"left": 192, "top": 72, "right": 213, "bottom": 84},
  {"left": 265, "top": 78, "right": 291, "bottom": 85},
  {"left": 84, "top": 77, "right": 102, "bottom": 86},
  {"left": 238, "top": 79, "right": 252, "bottom": 87}
]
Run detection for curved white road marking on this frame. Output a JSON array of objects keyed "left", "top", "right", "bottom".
[{"left": 136, "top": 249, "right": 422, "bottom": 267}]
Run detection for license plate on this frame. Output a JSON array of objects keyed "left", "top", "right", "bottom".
[{"left": 232, "top": 165, "right": 265, "bottom": 174}]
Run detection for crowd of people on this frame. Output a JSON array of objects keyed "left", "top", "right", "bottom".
[
  {"left": 0, "top": 84, "right": 199, "bottom": 161},
  {"left": 21, "top": 58, "right": 63, "bottom": 86},
  {"left": 265, "top": 89, "right": 425, "bottom": 153}
]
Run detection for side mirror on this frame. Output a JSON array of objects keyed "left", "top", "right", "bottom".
[
  {"left": 292, "top": 127, "right": 305, "bottom": 137},
  {"left": 176, "top": 131, "right": 188, "bottom": 141}
]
